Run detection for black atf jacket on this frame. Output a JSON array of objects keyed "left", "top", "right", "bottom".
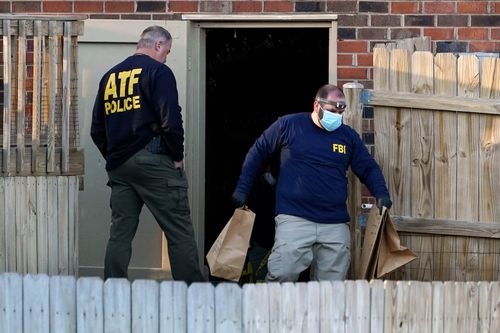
[{"left": 91, "top": 54, "right": 184, "bottom": 170}]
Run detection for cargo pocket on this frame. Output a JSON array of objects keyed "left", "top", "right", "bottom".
[{"left": 167, "top": 177, "right": 190, "bottom": 214}]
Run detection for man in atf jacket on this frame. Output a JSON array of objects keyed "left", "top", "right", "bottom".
[
  {"left": 232, "top": 84, "right": 392, "bottom": 282},
  {"left": 91, "top": 25, "right": 204, "bottom": 283}
]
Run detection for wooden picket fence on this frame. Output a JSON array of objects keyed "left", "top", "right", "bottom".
[
  {"left": 355, "top": 47, "right": 500, "bottom": 282},
  {"left": 1, "top": 273, "right": 499, "bottom": 333}
]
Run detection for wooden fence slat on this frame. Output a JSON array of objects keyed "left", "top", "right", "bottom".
[
  {"left": 280, "top": 282, "right": 295, "bottom": 332},
  {"left": 31, "top": 20, "right": 43, "bottom": 172},
  {"left": 48, "top": 177, "right": 59, "bottom": 275},
  {"left": 432, "top": 281, "right": 444, "bottom": 333},
  {"left": 15, "top": 177, "right": 27, "bottom": 274},
  {"left": 0, "top": 178, "right": 5, "bottom": 272},
  {"left": 478, "top": 281, "right": 492, "bottom": 333},
  {"left": 479, "top": 58, "right": 500, "bottom": 224},
  {"left": 319, "top": 281, "right": 334, "bottom": 333},
  {"left": 478, "top": 58, "right": 500, "bottom": 281},
  {"left": 23, "top": 274, "right": 50, "bottom": 333},
  {"left": 306, "top": 282, "right": 320, "bottom": 332},
  {"left": 3, "top": 20, "right": 12, "bottom": 173},
  {"left": 61, "top": 22, "right": 72, "bottom": 172},
  {"left": 395, "top": 281, "right": 410, "bottom": 332},
  {"left": 331, "top": 280, "right": 346, "bottom": 333},
  {"left": 132, "top": 279, "right": 159, "bottom": 333},
  {"left": 68, "top": 176, "right": 78, "bottom": 275},
  {"left": 5, "top": 178, "right": 16, "bottom": 271},
  {"left": 188, "top": 282, "right": 215, "bottom": 333},
  {"left": 457, "top": 55, "right": 480, "bottom": 281},
  {"left": 490, "top": 282, "right": 500, "bottom": 332},
  {"left": 373, "top": 48, "right": 393, "bottom": 221},
  {"left": 104, "top": 278, "right": 130, "bottom": 333},
  {"left": 295, "top": 283, "right": 310, "bottom": 332},
  {"left": 408, "top": 281, "right": 432, "bottom": 333},
  {"left": 345, "top": 280, "right": 370, "bottom": 332},
  {"left": 51, "top": 275, "right": 76, "bottom": 333},
  {"left": 292, "top": 282, "right": 320, "bottom": 332},
  {"left": 160, "top": 281, "right": 187, "bottom": 333},
  {"left": 27, "top": 177, "right": 37, "bottom": 272},
  {"left": 57, "top": 176, "right": 69, "bottom": 275},
  {"left": 465, "top": 282, "right": 480, "bottom": 332},
  {"left": 37, "top": 177, "right": 49, "bottom": 274},
  {"left": 370, "top": 280, "right": 384, "bottom": 333},
  {"left": 16, "top": 20, "right": 26, "bottom": 173},
  {"left": 215, "top": 283, "right": 242, "bottom": 333},
  {"left": 389, "top": 49, "right": 412, "bottom": 219},
  {"left": 243, "top": 283, "right": 269, "bottom": 333},
  {"left": 47, "top": 21, "right": 58, "bottom": 173},
  {"left": 383, "top": 280, "right": 396, "bottom": 333},
  {"left": 268, "top": 282, "right": 281, "bottom": 333},
  {"left": 77, "top": 277, "right": 104, "bottom": 333},
  {"left": 443, "top": 282, "right": 458, "bottom": 332},
  {"left": 0, "top": 273, "right": 23, "bottom": 333},
  {"left": 411, "top": 51, "right": 435, "bottom": 281},
  {"left": 433, "top": 53, "right": 458, "bottom": 281}
]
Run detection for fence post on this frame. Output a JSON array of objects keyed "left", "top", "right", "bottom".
[{"left": 343, "top": 82, "right": 364, "bottom": 279}]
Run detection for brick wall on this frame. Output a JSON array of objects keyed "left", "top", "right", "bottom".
[{"left": 3, "top": 0, "right": 498, "bottom": 87}]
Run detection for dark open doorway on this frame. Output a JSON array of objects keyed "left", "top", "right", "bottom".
[{"left": 204, "top": 28, "right": 329, "bottom": 255}]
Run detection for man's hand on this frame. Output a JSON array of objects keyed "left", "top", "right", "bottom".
[
  {"left": 231, "top": 191, "right": 247, "bottom": 208},
  {"left": 376, "top": 197, "right": 392, "bottom": 214},
  {"left": 174, "top": 160, "right": 184, "bottom": 170}
]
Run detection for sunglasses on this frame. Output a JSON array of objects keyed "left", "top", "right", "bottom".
[{"left": 316, "top": 98, "right": 347, "bottom": 110}]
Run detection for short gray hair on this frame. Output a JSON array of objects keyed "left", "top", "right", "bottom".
[{"left": 137, "top": 26, "right": 171, "bottom": 49}]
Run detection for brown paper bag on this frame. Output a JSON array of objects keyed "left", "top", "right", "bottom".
[
  {"left": 206, "top": 207, "right": 256, "bottom": 281},
  {"left": 358, "top": 206, "right": 417, "bottom": 279}
]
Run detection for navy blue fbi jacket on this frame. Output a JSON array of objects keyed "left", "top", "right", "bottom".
[
  {"left": 234, "top": 113, "right": 390, "bottom": 224},
  {"left": 91, "top": 54, "right": 183, "bottom": 170}
]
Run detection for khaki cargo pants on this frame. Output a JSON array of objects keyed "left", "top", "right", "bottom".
[{"left": 266, "top": 214, "right": 351, "bottom": 282}]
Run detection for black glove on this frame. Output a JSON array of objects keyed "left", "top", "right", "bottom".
[
  {"left": 231, "top": 191, "right": 247, "bottom": 208},
  {"left": 376, "top": 197, "right": 392, "bottom": 214}
]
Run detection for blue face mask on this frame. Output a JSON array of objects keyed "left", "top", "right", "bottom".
[{"left": 319, "top": 106, "right": 343, "bottom": 132}]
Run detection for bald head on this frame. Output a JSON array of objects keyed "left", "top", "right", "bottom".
[{"left": 315, "top": 84, "right": 344, "bottom": 101}]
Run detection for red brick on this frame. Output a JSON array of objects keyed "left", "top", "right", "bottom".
[
  {"left": 423, "top": 1, "right": 455, "bottom": 14},
  {"left": 338, "top": 54, "right": 353, "bottom": 66},
  {"left": 458, "top": 2, "right": 488, "bottom": 14},
  {"left": 470, "top": 41, "right": 500, "bottom": 52},
  {"left": 0, "top": 2, "right": 10, "bottom": 13},
  {"left": 423, "top": 28, "right": 454, "bottom": 40},
  {"left": 391, "top": 2, "right": 418, "bottom": 14},
  {"left": 357, "top": 53, "right": 373, "bottom": 66},
  {"left": 458, "top": 28, "right": 488, "bottom": 40},
  {"left": 264, "top": 1, "right": 293, "bottom": 12},
  {"left": 338, "top": 67, "right": 368, "bottom": 80},
  {"left": 75, "top": 1, "right": 103, "bottom": 13},
  {"left": 494, "top": 3, "right": 500, "bottom": 14},
  {"left": 12, "top": 2, "right": 41, "bottom": 13},
  {"left": 233, "top": 1, "right": 262, "bottom": 12},
  {"left": 338, "top": 40, "right": 368, "bottom": 53},
  {"left": 105, "top": 1, "right": 134, "bottom": 13},
  {"left": 168, "top": 1, "right": 198, "bottom": 13},
  {"left": 43, "top": 1, "right": 73, "bottom": 13},
  {"left": 200, "top": 1, "right": 231, "bottom": 13},
  {"left": 492, "top": 28, "right": 500, "bottom": 40}
]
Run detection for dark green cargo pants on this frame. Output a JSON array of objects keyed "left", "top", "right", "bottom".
[{"left": 105, "top": 149, "right": 205, "bottom": 283}]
